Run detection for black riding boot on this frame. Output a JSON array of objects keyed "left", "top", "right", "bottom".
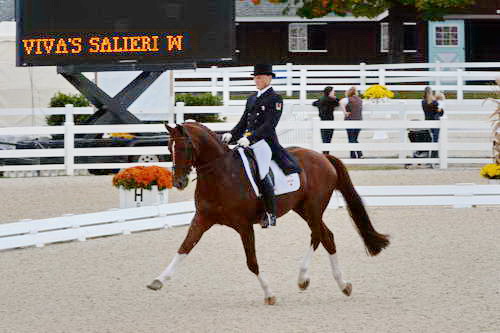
[{"left": 260, "top": 173, "right": 277, "bottom": 228}]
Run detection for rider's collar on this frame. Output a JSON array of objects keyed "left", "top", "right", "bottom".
[{"left": 256, "top": 85, "right": 272, "bottom": 98}]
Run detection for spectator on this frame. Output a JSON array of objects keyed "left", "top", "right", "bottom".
[
  {"left": 313, "top": 86, "right": 339, "bottom": 154},
  {"left": 421, "top": 86, "right": 438, "bottom": 120},
  {"left": 341, "top": 86, "right": 363, "bottom": 159},
  {"left": 421, "top": 87, "right": 442, "bottom": 160}
]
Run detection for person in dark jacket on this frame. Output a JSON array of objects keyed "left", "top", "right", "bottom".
[
  {"left": 313, "top": 86, "right": 339, "bottom": 154},
  {"left": 221, "top": 64, "right": 301, "bottom": 228},
  {"left": 421, "top": 87, "right": 441, "bottom": 159}
]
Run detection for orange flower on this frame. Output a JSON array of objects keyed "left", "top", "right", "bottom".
[{"left": 112, "top": 166, "right": 173, "bottom": 190}]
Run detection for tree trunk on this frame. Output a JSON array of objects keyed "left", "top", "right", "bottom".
[{"left": 388, "top": 4, "right": 406, "bottom": 64}]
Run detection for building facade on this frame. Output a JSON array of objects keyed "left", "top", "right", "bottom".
[{"left": 235, "top": 0, "right": 500, "bottom": 65}]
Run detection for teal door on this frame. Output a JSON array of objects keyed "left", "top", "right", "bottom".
[{"left": 428, "top": 20, "right": 465, "bottom": 64}]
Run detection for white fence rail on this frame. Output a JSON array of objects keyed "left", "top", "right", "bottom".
[
  {"left": 2, "top": 183, "right": 499, "bottom": 251},
  {"left": 0, "top": 201, "right": 195, "bottom": 251},
  {"left": 173, "top": 62, "right": 500, "bottom": 105},
  {"left": 0, "top": 117, "right": 494, "bottom": 173},
  {"left": 1, "top": 98, "right": 496, "bottom": 173}
]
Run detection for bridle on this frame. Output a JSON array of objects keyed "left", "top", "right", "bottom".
[{"left": 171, "top": 134, "right": 233, "bottom": 176}]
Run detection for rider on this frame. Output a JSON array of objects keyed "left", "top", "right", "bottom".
[{"left": 222, "top": 64, "right": 301, "bottom": 228}]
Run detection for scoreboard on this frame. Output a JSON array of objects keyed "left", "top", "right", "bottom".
[{"left": 16, "top": 0, "right": 235, "bottom": 67}]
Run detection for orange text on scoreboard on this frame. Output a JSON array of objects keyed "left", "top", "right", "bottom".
[{"left": 21, "top": 35, "right": 184, "bottom": 55}]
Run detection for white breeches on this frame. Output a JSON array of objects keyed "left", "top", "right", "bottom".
[{"left": 250, "top": 139, "right": 272, "bottom": 180}]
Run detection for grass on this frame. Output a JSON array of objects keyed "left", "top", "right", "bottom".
[{"left": 228, "top": 91, "right": 498, "bottom": 100}]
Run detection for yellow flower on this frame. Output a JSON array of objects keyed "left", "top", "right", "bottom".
[
  {"left": 480, "top": 164, "right": 500, "bottom": 179},
  {"left": 363, "top": 85, "right": 394, "bottom": 99}
]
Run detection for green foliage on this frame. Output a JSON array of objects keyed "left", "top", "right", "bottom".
[
  {"left": 273, "top": 0, "right": 475, "bottom": 20},
  {"left": 46, "top": 92, "right": 91, "bottom": 126},
  {"left": 175, "top": 93, "right": 225, "bottom": 123}
]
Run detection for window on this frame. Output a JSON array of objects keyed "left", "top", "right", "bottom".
[
  {"left": 435, "top": 25, "right": 459, "bottom": 47},
  {"left": 380, "top": 22, "right": 417, "bottom": 53},
  {"left": 289, "top": 23, "right": 327, "bottom": 52}
]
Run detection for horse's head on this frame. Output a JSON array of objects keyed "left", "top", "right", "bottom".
[
  {"left": 166, "top": 121, "right": 228, "bottom": 190},
  {"left": 166, "top": 123, "right": 195, "bottom": 190}
]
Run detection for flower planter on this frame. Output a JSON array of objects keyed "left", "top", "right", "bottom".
[
  {"left": 119, "top": 185, "right": 169, "bottom": 208},
  {"left": 488, "top": 179, "right": 500, "bottom": 185}
]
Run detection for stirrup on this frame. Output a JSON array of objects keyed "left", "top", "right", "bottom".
[{"left": 261, "top": 212, "right": 276, "bottom": 228}]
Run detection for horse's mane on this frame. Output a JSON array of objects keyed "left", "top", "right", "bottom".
[{"left": 182, "top": 121, "right": 230, "bottom": 152}]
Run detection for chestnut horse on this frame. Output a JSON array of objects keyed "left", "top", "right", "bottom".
[{"left": 147, "top": 122, "right": 389, "bottom": 305}]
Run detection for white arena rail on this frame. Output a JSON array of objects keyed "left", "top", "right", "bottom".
[
  {"left": 0, "top": 201, "right": 195, "bottom": 251},
  {"left": 173, "top": 62, "right": 500, "bottom": 105},
  {"left": 1, "top": 184, "right": 499, "bottom": 251}
]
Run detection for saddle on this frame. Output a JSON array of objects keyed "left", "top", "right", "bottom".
[
  {"left": 236, "top": 147, "right": 300, "bottom": 198},
  {"left": 242, "top": 148, "right": 274, "bottom": 191}
]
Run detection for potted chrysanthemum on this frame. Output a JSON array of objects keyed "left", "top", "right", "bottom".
[
  {"left": 363, "top": 84, "right": 395, "bottom": 104},
  {"left": 112, "top": 166, "right": 173, "bottom": 208}
]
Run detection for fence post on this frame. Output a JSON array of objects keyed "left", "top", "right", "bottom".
[
  {"left": 378, "top": 68, "right": 386, "bottom": 86},
  {"left": 456, "top": 68, "right": 464, "bottom": 101},
  {"left": 64, "top": 104, "right": 75, "bottom": 176},
  {"left": 312, "top": 117, "right": 321, "bottom": 152},
  {"left": 286, "top": 62, "right": 293, "bottom": 97},
  {"left": 435, "top": 60, "right": 441, "bottom": 88},
  {"left": 222, "top": 71, "right": 230, "bottom": 106},
  {"left": 300, "top": 68, "right": 307, "bottom": 105},
  {"left": 399, "top": 101, "right": 407, "bottom": 160},
  {"left": 359, "top": 62, "right": 367, "bottom": 93},
  {"left": 439, "top": 115, "right": 448, "bottom": 169},
  {"left": 210, "top": 66, "right": 218, "bottom": 97},
  {"left": 167, "top": 70, "right": 175, "bottom": 124},
  {"left": 175, "top": 102, "right": 185, "bottom": 124}
]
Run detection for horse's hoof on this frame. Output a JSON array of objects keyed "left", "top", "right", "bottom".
[
  {"left": 147, "top": 279, "right": 163, "bottom": 291},
  {"left": 298, "top": 278, "right": 310, "bottom": 291},
  {"left": 342, "top": 282, "right": 352, "bottom": 296},
  {"left": 264, "top": 296, "right": 277, "bottom": 305}
]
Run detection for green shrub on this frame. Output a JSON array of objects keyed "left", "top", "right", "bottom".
[
  {"left": 175, "top": 93, "right": 225, "bottom": 123},
  {"left": 46, "top": 92, "right": 92, "bottom": 126}
]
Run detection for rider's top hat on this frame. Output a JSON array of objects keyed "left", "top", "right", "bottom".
[{"left": 252, "top": 64, "right": 276, "bottom": 78}]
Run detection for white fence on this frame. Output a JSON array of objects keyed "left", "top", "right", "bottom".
[
  {"left": 0, "top": 101, "right": 496, "bottom": 173},
  {"left": 2, "top": 183, "right": 499, "bottom": 251},
  {"left": 173, "top": 62, "right": 500, "bottom": 105},
  {"left": 0, "top": 201, "right": 195, "bottom": 251}
]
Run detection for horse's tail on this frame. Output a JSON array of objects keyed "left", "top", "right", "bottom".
[{"left": 326, "top": 155, "right": 390, "bottom": 256}]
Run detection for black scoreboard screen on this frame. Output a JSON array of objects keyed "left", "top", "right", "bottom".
[{"left": 16, "top": 0, "right": 235, "bottom": 67}]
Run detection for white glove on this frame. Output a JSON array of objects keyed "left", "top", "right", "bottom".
[
  {"left": 237, "top": 137, "right": 250, "bottom": 147},
  {"left": 222, "top": 133, "right": 232, "bottom": 143}
]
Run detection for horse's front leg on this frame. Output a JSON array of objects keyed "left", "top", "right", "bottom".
[
  {"left": 239, "top": 225, "right": 276, "bottom": 305},
  {"left": 147, "top": 214, "right": 210, "bottom": 291}
]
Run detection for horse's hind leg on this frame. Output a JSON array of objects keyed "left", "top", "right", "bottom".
[
  {"left": 294, "top": 205, "right": 351, "bottom": 296},
  {"left": 294, "top": 206, "right": 322, "bottom": 291},
  {"left": 238, "top": 225, "right": 276, "bottom": 305},
  {"left": 147, "top": 214, "right": 210, "bottom": 291},
  {"left": 319, "top": 221, "right": 352, "bottom": 296}
]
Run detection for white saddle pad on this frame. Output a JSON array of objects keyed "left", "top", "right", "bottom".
[{"left": 237, "top": 147, "right": 301, "bottom": 197}]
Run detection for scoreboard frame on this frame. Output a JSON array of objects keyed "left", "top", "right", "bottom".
[{"left": 16, "top": 0, "right": 235, "bottom": 70}]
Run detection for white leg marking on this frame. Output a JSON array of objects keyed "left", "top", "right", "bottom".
[
  {"left": 329, "top": 253, "right": 348, "bottom": 291},
  {"left": 156, "top": 253, "right": 187, "bottom": 283},
  {"left": 298, "top": 246, "right": 314, "bottom": 285},
  {"left": 257, "top": 273, "right": 274, "bottom": 299}
]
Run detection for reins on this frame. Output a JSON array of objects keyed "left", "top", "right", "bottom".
[{"left": 172, "top": 134, "right": 237, "bottom": 178}]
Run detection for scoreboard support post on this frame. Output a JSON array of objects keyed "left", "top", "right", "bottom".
[{"left": 57, "top": 63, "right": 194, "bottom": 128}]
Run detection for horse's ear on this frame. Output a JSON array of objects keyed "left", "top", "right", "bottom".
[
  {"left": 176, "top": 124, "right": 187, "bottom": 136},
  {"left": 165, "top": 123, "right": 176, "bottom": 134}
]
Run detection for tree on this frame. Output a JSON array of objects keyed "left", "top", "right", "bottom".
[{"left": 247, "top": 0, "right": 475, "bottom": 63}]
